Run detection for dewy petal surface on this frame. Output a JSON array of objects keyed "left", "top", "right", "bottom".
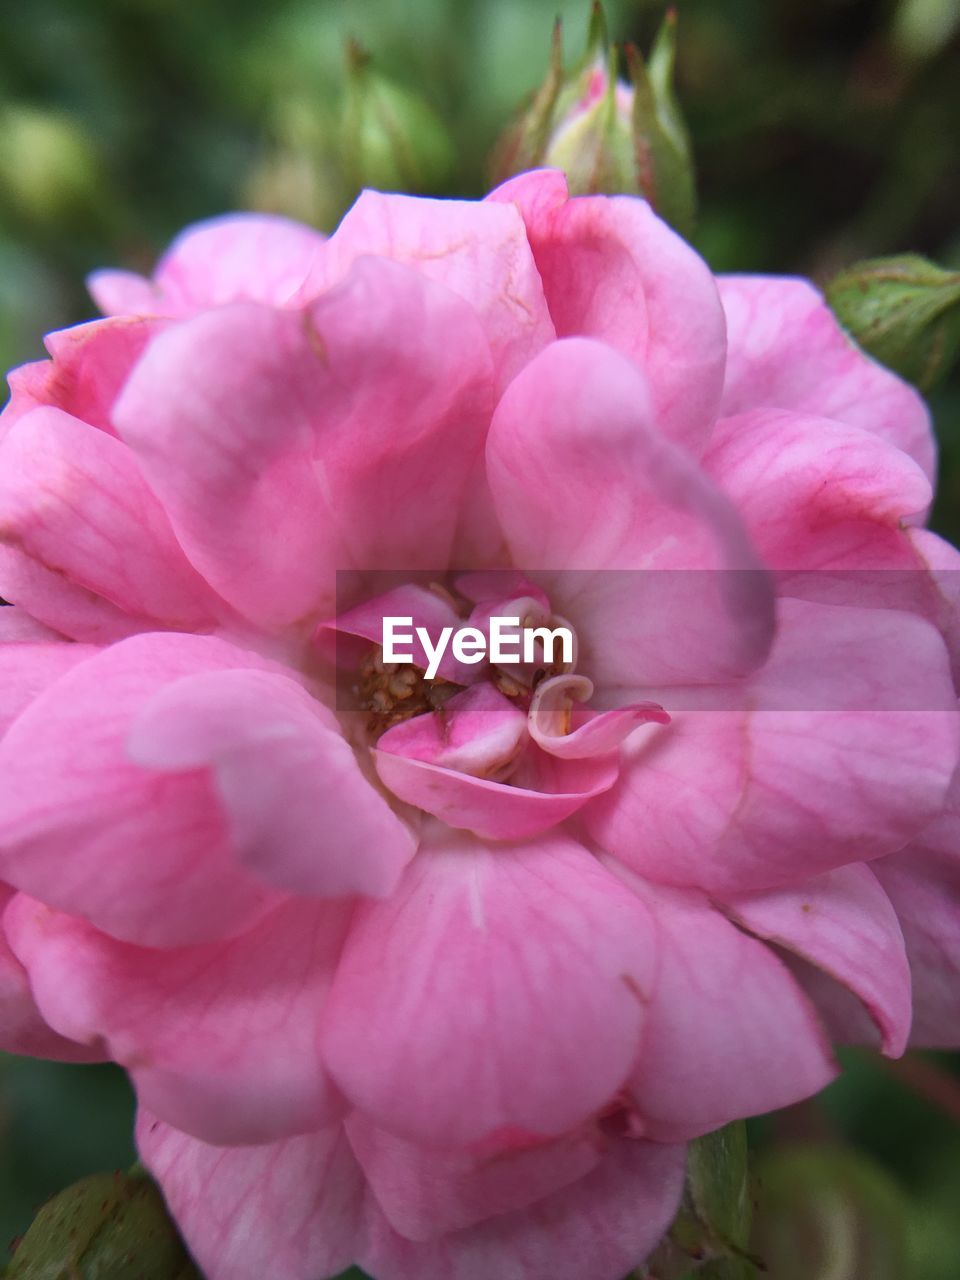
[{"left": 321, "top": 828, "right": 656, "bottom": 1147}]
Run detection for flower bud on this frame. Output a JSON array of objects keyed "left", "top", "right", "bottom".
[
  {"left": 6, "top": 1169, "right": 201, "bottom": 1279},
  {"left": 491, "top": 5, "right": 696, "bottom": 237},
  {"left": 826, "top": 253, "right": 960, "bottom": 391},
  {"left": 340, "top": 42, "right": 455, "bottom": 194}
]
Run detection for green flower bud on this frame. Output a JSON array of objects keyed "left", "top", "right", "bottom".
[
  {"left": 491, "top": 5, "right": 696, "bottom": 237},
  {"left": 626, "top": 10, "right": 697, "bottom": 240},
  {"left": 826, "top": 253, "right": 960, "bottom": 391},
  {"left": 6, "top": 1169, "right": 200, "bottom": 1280},
  {"left": 646, "top": 1123, "right": 758, "bottom": 1279},
  {"left": 340, "top": 43, "right": 455, "bottom": 194}
]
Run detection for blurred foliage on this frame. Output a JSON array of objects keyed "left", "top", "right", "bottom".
[{"left": 0, "top": 0, "right": 959, "bottom": 1276}]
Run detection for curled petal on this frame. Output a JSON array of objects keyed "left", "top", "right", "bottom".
[
  {"left": 873, "top": 770, "right": 960, "bottom": 1048},
  {"left": 704, "top": 407, "right": 932, "bottom": 570},
  {"left": 377, "top": 684, "right": 528, "bottom": 780},
  {"left": 529, "top": 674, "right": 668, "bottom": 759},
  {"left": 360, "top": 1137, "right": 686, "bottom": 1280},
  {"left": 375, "top": 740, "right": 619, "bottom": 840},
  {"left": 587, "top": 600, "right": 960, "bottom": 894},
  {"left": 345, "top": 1113, "right": 602, "bottom": 1242},
  {"left": 323, "top": 582, "right": 481, "bottom": 685},
  {"left": 300, "top": 189, "right": 555, "bottom": 389},
  {"left": 1, "top": 316, "right": 165, "bottom": 439},
  {"left": 113, "top": 258, "right": 494, "bottom": 626}
]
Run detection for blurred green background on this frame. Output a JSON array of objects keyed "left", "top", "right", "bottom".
[{"left": 0, "top": 1, "right": 958, "bottom": 1276}]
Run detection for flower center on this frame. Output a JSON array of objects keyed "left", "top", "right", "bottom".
[{"left": 350, "top": 577, "right": 578, "bottom": 740}]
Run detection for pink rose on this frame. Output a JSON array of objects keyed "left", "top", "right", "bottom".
[{"left": 1, "top": 169, "right": 959, "bottom": 1279}]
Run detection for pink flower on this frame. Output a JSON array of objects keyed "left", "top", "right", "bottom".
[{"left": 1, "top": 170, "right": 959, "bottom": 1279}]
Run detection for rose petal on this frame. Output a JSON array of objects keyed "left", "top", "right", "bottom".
[
  {"left": 704, "top": 407, "right": 932, "bottom": 570},
  {"left": 374, "top": 740, "right": 619, "bottom": 840},
  {"left": 0, "top": 632, "right": 284, "bottom": 946},
  {"left": 377, "top": 684, "right": 528, "bottom": 779},
  {"left": 722, "top": 863, "right": 912, "bottom": 1057},
  {"left": 718, "top": 275, "right": 935, "bottom": 481},
  {"left": 528, "top": 674, "right": 669, "bottom": 759},
  {"left": 0, "top": 607, "right": 98, "bottom": 736},
  {"left": 873, "top": 771, "right": 960, "bottom": 1048},
  {"left": 89, "top": 213, "right": 327, "bottom": 317},
  {"left": 7, "top": 896, "right": 350, "bottom": 1143},
  {"left": 360, "top": 1137, "right": 686, "bottom": 1280},
  {"left": 587, "top": 599, "right": 960, "bottom": 893},
  {"left": 137, "top": 1113, "right": 366, "bottom": 1280},
  {"left": 494, "top": 175, "right": 726, "bottom": 452},
  {"left": 113, "top": 258, "right": 494, "bottom": 627},
  {"left": 321, "top": 828, "right": 656, "bottom": 1147},
  {"left": 345, "top": 1113, "right": 602, "bottom": 1241},
  {"left": 130, "top": 667, "right": 417, "bottom": 899},
  {"left": 0, "top": 886, "right": 103, "bottom": 1061},
  {"left": 1, "top": 316, "right": 165, "bottom": 438},
  {"left": 614, "top": 872, "right": 836, "bottom": 1140},
  {"left": 486, "top": 336, "right": 774, "bottom": 689},
  {"left": 0, "top": 406, "right": 226, "bottom": 632},
  {"left": 300, "top": 189, "right": 555, "bottom": 389}
]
